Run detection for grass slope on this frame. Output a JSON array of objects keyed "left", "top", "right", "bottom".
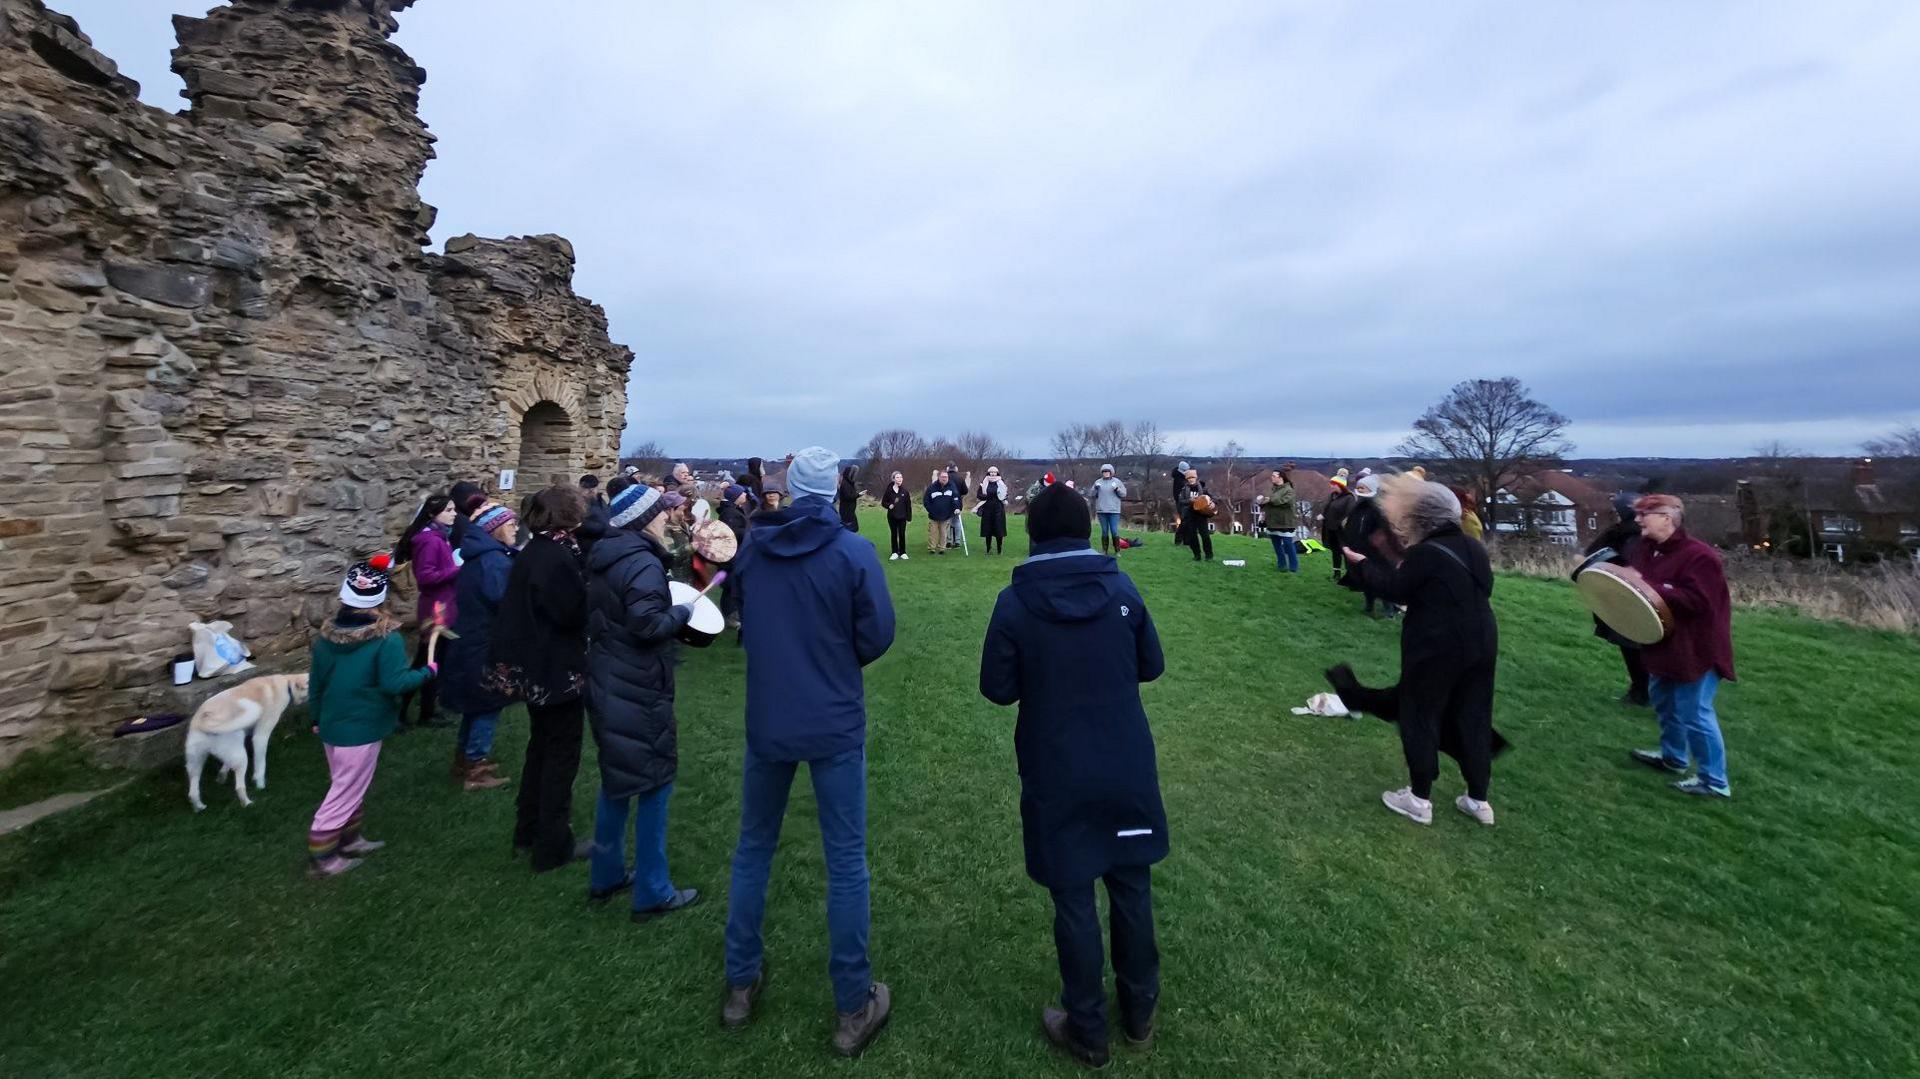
[{"left": 3, "top": 513, "right": 1917, "bottom": 1078}]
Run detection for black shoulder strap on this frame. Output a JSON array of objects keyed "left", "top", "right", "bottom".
[{"left": 1427, "top": 540, "right": 1470, "bottom": 572}]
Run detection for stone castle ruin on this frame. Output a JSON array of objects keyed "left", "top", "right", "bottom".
[{"left": 0, "top": 0, "right": 632, "bottom": 762}]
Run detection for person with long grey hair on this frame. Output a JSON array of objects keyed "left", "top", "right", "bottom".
[{"left": 1326, "top": 477, "right": 1509, "bottom": 827}]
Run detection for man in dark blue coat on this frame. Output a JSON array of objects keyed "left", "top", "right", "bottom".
[
  {"left": 980, "top": 483, "right": 1169, "bottom": 1068},
  {"left": 922, "top": 467, "right": 961, "bottom": 555},
  {"left": 721, "top": 446, "right": 898, "bottom": 1058}
]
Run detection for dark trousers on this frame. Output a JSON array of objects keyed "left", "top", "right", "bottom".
[
  {"left": 398, "top": 635, "right": 441, "bottom": 725},
  {"left": 1397, "top": 658, "right": 1496, "bottom": 801},
  {"left": 1327, "top": 530, "right": 1346, "bottom": 578},
  {"left": 887, "top": 517, "right": 908, "bottom": 556},
  {"left": 1178, "top": 513, "right": 1213, "bottom": 560},
  {"left": 1621, "top": 646, "right": 1649, "bottom": 702},
  {"left": 515, "top": 698, "right": 585, "bottom": 871},
  {"left": 1049, "top": 865, "right": 1159, "bottom": 1051}
]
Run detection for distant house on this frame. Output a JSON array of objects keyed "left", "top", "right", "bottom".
[
  {"left": 1806, "top": 459, "right": 1919, "bottom": 562},
  {"left": 1491, "top": 470, "right": 1613, "bottom": 547}
]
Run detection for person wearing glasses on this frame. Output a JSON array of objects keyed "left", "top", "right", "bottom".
[{"left": 1625, "top": 494, "right": 1736, "bottom": 799}]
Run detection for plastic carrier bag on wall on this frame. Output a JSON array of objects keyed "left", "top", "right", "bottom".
[{"left": 189, "top": 620, "right": 255, "bottom": 679}]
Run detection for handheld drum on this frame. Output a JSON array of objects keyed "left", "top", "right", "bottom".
[
  {"left": 1574, "top": 562, "right": 1673, "bottom": 645},
  {"left": 669, "top": 580, "right": 726, "bottom": 648}
]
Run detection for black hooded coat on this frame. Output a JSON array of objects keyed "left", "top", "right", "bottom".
[{"left": 980, "top": 539, "right": 1169, "bottom": 888}]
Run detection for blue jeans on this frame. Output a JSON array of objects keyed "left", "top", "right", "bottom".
[
  {"left": 1098, "top": 512, "right": 1121, "bottom": 544},
  {"left": 1650, "top": 672, "right": 1728, "bottom": 787},
  {"left": 1268, "top": 533, "right": 1298, "bottom": 571},
  {"left": 590, "top": 783, "right": 677, "bottom": 909},
  {"left": 724, "top": 745, "right": 871, "bottom": 1013},
  {"left": 459, "top": 710, "right": 500, "bottom": 762}
]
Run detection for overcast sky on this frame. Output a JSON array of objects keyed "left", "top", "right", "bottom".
[{"left": 65, "top": 1, "right": 1920, "bottom": 459}]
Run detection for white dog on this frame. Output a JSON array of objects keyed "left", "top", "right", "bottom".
[{"left": 185, "top": 672, "right": 309, "bottom": 811}]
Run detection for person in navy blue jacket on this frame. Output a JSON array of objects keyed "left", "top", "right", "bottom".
[
  {"left": 921, "top": 468, "right": 961, "bottom": 555},
  {"left": 979, "top": 483, "right": 1168, "bottom": 1068},
  {"left": 721, "top": 446, "right": 898, "bottom": 1058}
]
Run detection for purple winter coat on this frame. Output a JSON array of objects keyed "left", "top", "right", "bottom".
[{"left": 410, "top": 524, "right": 460, "bottom": 626}]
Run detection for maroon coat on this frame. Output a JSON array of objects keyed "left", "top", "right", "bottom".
[
  {"left": 409, "top": 524, "right": 460, "bottom": 627},
  {"left": 1629, "top": 529, "right": 1735, "bottom": 683}
]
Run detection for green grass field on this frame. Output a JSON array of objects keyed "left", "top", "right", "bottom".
[{"left": 3, "top": 512, "right": 1917, "bottom": 1078}]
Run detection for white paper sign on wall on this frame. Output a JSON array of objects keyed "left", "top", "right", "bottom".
[{"left": 499, "top": 469, "right": 517, "bottom": 491}]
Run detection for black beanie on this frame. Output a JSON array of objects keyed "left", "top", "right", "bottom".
[{"left": 1027, "top": 483, "right": 1091, "bottom": 543}]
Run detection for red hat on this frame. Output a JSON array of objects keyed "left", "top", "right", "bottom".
[{"left": 1043, "top": 472, "right": 1055, "bottom": 485}]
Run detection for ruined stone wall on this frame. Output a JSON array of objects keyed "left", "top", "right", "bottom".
[{"left": 0, "top": 0, "right": 633, "bottom": 763}]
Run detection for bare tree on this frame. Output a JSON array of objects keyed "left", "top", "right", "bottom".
[
  {"left": 1212, "top": 439, "right": 1247, "bottom": 529},
  {"left": 1050, "top": 422, "right": 1098, "bottom": 487},
  {"left": 859, "top": 428, "right": 935, "bottom": 488},
  {"left": 1395, "top": 377, "right": 1574, "bottom": 519},
  {"left": 1864, "top": 424, "right": 1920, "bottom": 457},
  {"left": 954, "top": 430, "right": 1019, "bottom": 489},
  {"left": 620, "top": 439, "right": 669, "bottom": 479}
]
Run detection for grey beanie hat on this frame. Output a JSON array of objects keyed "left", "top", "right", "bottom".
[{"left": 787, "top": 446, "right": 840, "bottom": 501}]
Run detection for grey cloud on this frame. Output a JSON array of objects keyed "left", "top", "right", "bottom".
[{"left": 61, "top": 0, "right": 1920, "bottom": 458}]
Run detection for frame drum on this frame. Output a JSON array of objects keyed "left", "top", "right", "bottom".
[
  {"left": 1575, "top": 563, "right": 1673, "bottom": 645},
  {"left": 669, "top": 581, "right": 726, "bottom": 648}
]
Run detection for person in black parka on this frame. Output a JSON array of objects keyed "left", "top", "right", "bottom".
[
  {"left": 1340, "top": 475, "right": 1401, "bottom": 617},
  {"left": 1585, "top": 492, "right": 1649, "bottom": 706},
  {"left": 583, "top": 483, "right": 701, "bottom": 918},
  {"left": 837, "top": 466, "right": 862, "bottom": 533},
  {"left": 1329, "top": 477, "right": 1509, "bottom": 828},
  {"left": 980, "top": 483, "right": 1168, "bottom": 1068},
  {"left": 490, "top": 485, "right": 592, "bottom": 872}
]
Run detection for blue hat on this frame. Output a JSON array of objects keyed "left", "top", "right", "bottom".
[
  {"left": 787, "top": 446, "right": 840, "bottom": 501},
  {"left": 723, "top": 484, "right": 748, "bottom": 502},
  {"left": 610, "top": 483, "right": 664, "bottom": 529}
]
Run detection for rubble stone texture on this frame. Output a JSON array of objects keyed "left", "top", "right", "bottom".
[{"left": 0, "top": 0, "right": 633, "bottom": 764}]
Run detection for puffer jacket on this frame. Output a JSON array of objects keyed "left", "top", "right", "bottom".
[{"left": 585, "top": 528, "right": 692, "bottom": 799}]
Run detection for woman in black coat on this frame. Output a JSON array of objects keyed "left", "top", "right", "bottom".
[
  {"left": 1329, "top": 477, "right": 1508, "bottom": 827},
  {"left": 979, "top": 485, "right": 1167, "bottom": 1067},
  {"left": 582, "top": 484, "right": 700, "bottom": 918},
  {"left": 1340, "top": 477, "right": 1400, "bottom": 617},
  {"left": 975, "top": 466, "right": 1009, "bottom": 554},
  {"left": 491, "top": 485, "right": 591, "bottom": 872},
  {"left": 879, "top": 471, "right": 913, "bottom": 560},
  {"left": 836, "top": 466, "right": 861, "bottom": 532},
  {"left": 1173, "top": 469, "right": 1213, "bottom": 561}
]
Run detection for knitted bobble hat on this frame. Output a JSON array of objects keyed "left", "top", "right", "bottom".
[{"left": 340, "top": 552, "right": 392, "bottom": 609}]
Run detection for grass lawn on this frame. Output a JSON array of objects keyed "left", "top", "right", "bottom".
[{"left": 3, "top": 511, "right": 1917, "bottom": 1077}]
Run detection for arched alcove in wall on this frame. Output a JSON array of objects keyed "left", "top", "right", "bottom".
[{"left": 516, "top": 401, "right": 574, "bottom": 487}]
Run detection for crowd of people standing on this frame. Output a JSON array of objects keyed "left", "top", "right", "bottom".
[{"left": 295, "top": 448, "right": 1736, "bottom": 1066}]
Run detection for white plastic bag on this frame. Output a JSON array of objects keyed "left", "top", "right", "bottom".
[{"left": 190, "top": 620, "right": 255, "bottom": 679}]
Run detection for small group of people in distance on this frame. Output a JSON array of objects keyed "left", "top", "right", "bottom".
[{"left": 292, "top": 444, "right": 1735, "bottom": 1065}]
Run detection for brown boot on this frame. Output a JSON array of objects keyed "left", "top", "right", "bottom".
[
  {"left": 831, "top": 983, "right": 892, "bottom": 1057},
  {"left": 462, "top": 759, "right": 509, "bottom": 791},
  {"left": 1041, "top": 1006, "right": 1112, "bottom": 1068},
  {"left": 721, "top": 965, "right": 766, "bottom": 1029}
]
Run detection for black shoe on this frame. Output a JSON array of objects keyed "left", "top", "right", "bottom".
[
  {"left": 1629, "top": 748, "right": 1688, "bottom": 774},
  {"left": 1620, "top": 692, "right": 1651, "bottom": 707},
  {"left": 1122, "top": 1009, "right": 1157, "bottom": 1049},
  {"left": 1041, "top": 1006, "right": 1112, "bottom": 1068},
  {"left": 632, "top": 887, "right": 701, "bottom": 923},
  {"left": 588, "top": 870, "right": 635, "bottom": 906}
]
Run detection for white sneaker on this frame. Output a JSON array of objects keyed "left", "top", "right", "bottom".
[
  {"left": 900, "top": 554, "right": 908, "bottom": 561},
  {"left": 889, "top": 553, "right": 899, "bottom": 561},
  {"left": 1381, "top": 787, "right": 1433, "bottom": 825},
  {"left": 1454, "top": 795, "right": 1496, "bottom": 826}
]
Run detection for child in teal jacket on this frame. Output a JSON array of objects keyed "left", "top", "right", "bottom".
[{"left": 306, "top": 555, "right": 434, "bottom": 877}]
